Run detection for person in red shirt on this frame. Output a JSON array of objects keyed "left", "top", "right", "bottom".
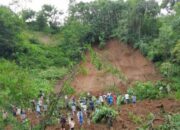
[{"left": 113, "top": 94, "right": 117, "bottom": 105}]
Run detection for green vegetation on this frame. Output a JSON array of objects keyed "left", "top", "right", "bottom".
[
  {"left": 128, "top": 112, "right": 143, "bottom": 125},
  {"left": 92, "top": 106, "right": 118, "bottom": 123},
  {"left": 128, "top": 82, "right": 159, "bottom": 100},
  {"left": 156, "top": 114, "right": 180, "bottom": 130},
  {"left": 0, "top": 0, "right": 180, "bottom": 129}
]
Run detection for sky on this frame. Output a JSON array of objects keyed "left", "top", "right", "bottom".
[
  {"left": 0, "top": 0, "right": 165, "bottom": 21},
  {"left": 0, "top": 0, "right": 94, "bottom": 13},
  {"left": 0, "top": 0, "right": 94, "bottom": 22},
  {"left": 0, "top": 0, "right": 163, "bottom": 13}
]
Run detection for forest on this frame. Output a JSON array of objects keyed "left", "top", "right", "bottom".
[{"left": 0, "top": 0, "right": 180, "bottom": 130}]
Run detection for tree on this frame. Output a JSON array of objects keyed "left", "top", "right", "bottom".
[
  {"left": 161, "top": 0, "right": 180, "bottom": 13},
  {"left": 35, "top": 11, "right": 48, "bottom": 31},
  {"left": 41, "top": 4, "right": 63, "bottom": 33},
  {"left": 0, "top": 6, "right": 23, "bottom": 58},
  {"left": 69, "top": 0, "right": 126, "bottom": 43},
  {"left": 20, "top": 9, "right": 36, "bottom": 22},
  {"left": 127, "top": 0, "right": 160, "bottom": 43}
]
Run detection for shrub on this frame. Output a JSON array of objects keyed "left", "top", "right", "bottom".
[
  {"left": 39, "top": 67, "right": 68, "bottom": 80},
  {"left": 172, "top": 40, "right": 180, "bottom": 64},
  {"left": 0, "top": 59, "right": 52, "bottom": 107},
  {"left": 128, "top": 82, "right": 159, "bottom": 100},
  {"left": 79, "top": 65, "right": 89, "bottom": 75},
  {"left": 62, "top": 81, "right": 75, "bottom": 95},
  {"left": 156, "top": 114, "right": 180, "bottom": 130},
  {"left": 128, "top": 112, "right": 143, "bottom": 125},
  {"left": 159, "top": 62, "right": 177, "bottom": 77},
  {"left": 92, "top": 106, "right": 118, "bottom": 123}
]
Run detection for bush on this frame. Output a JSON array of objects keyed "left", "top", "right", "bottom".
[
  {"left": 0, "top": 59, "right": 52, "bottom": 107},
  {"left": 39, "top": 67, "right": 68, "bottom": 80},
  {"left": 159, "top": 62, "right": 177, "bottom": 77},
  {"left": 79, "top": 65, "right": 89, "bottom": 75},
  {"left": 92, "top": 106, "right": 118, "bottom": 123},
  {"left": 62, "top": 81, "right": 75, "bottom": 95},
  {"left": 156, "top": 114, "right": 180, "bottom": 130},
  {"left": 172, "top": 40, "right": 180, "bottom": 64},
  {"left": 128, "top": 82, "right": 159, "bottom": 100}
]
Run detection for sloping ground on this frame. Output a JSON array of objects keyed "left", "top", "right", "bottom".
[
  {"left": 6, "top": 99, "right": 179, "bottom": 130},
  {"left": 45, "top": 98, "right": 180, "bottom": 130},
  {"left": 71, "top": 52, "right": 124, "bottom": 95},
  {"left": 96, "top": 40, "right": 161, "bottom": 82},
  {"left": 71, "top": 40, "right": 161, "bottom": 94}
]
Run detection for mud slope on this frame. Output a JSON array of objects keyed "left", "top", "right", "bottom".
[
  {"left": 96, "top": 40, "right": 161, "bottom": 83},
  {"left": 71, "top": 40, "right": 161, "bottom": 94}
]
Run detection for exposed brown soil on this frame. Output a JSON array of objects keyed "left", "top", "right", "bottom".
[
  {"left": 71, "top": 40, "right": 161, "bottom": 94},
  {"left": 71, "top": 52, "right": 124, "bottom": 95},
  {"left": 45, "top": 98, "right": 180, "bottom": 130}
]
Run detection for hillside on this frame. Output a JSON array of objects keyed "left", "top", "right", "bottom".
[
  {"left": 1, "top": 0, "right": 180, "bottom": 130},
  {"left": 71, "top": 40, "right": 161, "bottom": 94}
]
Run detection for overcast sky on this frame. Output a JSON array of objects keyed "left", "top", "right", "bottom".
[
  {"left": 0, "top": 0, "right": 94, "bottom": 13},
  {"left": 0, "top": 0, "right": 162, "bottom": 12},
  {"left": 0, "top": 0, "right": 164, "bottom": 21}
]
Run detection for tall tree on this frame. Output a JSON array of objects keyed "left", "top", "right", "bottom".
[{"left": 0, "top": 6, "right": 23, "bottom": 58}]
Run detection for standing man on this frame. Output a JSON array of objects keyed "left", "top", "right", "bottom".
[{"left": 125, "top": 93, "right": 130, "bottom": 104}]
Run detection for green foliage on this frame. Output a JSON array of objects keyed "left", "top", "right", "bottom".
[
  {"left": 79, "top": 65, "right": 89, "bottom": 75},
  {"left": 92, "top": 106, "right": 118, "bottom": 123},
  {"left": 0, "top": 59, "right": 52, "bottom": 107},
  {"left": 39, "top": 67, "right": 68, "bottom": 80},
  {"left": 62, "top": 81, "right": 75, "bottom": 95},
  {"left": 128, "top": 82, "right": 159, "bottom": 100},
  {"left": 59, "top": 20, "right": 90, "bottom": 62},
  {"left": 20, "top": 9, "right": 36, "bottom": 23},
  {"left": 159, "top": 62, "right": 178, "bottom": 77},
  {"left": 0, "top": 6, "right": 23, "bottom": 58},
  {"left": 156, "top": 114, "right": 180, "bottom": 130},
  {"left": 172, "top": 40, "right": 180, "bottom": 64},
  {"left": 35, "top": 11, "right": 48, "bottom": 31},
  {"left": 0, "top": 113, "right": 30, "bottom": 130},
  {"left": 175, "top": 91, "right": 180, "bottom": 100},
  {"left": 88, "top": 45, "right": 103, "bottom": 70},
  {"left": 128, "top": 112, "right": 143, "bottom": 125},
  {"left": 69, "top": 0, "right": 127, "bottom": 43},
  {"left": 98, "top": 32, "right": 106, "bottom": 49}
]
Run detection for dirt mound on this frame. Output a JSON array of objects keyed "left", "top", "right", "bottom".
[{"left": 71, "top": 40, "right": 161, "bottom": 94}]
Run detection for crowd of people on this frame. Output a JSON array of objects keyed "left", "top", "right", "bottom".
[
  {"left": 1, "top": 90, "right": 137, "bottom": 130},
  {"left": 58, "top": 92, "right": 136, "bottom": 130}
]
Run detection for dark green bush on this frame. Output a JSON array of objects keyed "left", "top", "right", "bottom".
[
  {"left": 128, "top": 82, "right": 159, "bottom": 100},
  {"left": 92, "top": 106, "right": 118, "bottom": 123}
]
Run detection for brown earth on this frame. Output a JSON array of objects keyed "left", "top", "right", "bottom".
[
  {"left": 6, "top": 99, "right": 179, "bottom": 130},
  {"left": 71, "top": 40, "right": 161, "bottom": 94},
  {"left": 45, "top": 98, "right": 180, "bottom": 130}
]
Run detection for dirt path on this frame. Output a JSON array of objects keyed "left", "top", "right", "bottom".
[{"left": 71, "top": 40, "right": 161, "bottom": 94}]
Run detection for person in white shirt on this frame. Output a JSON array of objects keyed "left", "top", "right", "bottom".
[
  {"left": 125, "top": 94, "right": 130, "bottom": 104},
  {"left": 99, "top": 95, "right": 104, "bottom": 105},
  {"left": 69, "top": 117, "right": 75, "bottom": 130}
]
